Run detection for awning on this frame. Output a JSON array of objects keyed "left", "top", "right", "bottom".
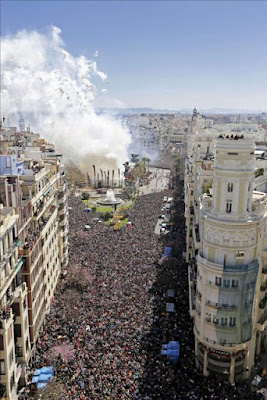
[
  {"left": 43, "top": 187, "right": 51, "bottom": 197},
  {"left": 16, "top": 258, "right": 24, "bottom": 273}
]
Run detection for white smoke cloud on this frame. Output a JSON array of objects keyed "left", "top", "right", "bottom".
[{"left": 1, "top": 26, "right": 131, "bottom": 172}]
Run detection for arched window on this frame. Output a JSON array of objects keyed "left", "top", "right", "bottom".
[{"left": 227, "top": 182, "right": 234, "bottom": 192}]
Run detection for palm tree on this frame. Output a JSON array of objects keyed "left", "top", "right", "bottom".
[
  {"left": 92, "top": 165, "right": 96, "bottom": 188},
  {"left": 112, "top": 170, "right": 114, "bottom": 188},
  {"left": 100, "top": 169, "right": 104, "bottom": 187},
  {"left": 104, "top": 171, "right": 107, "bottom": 187}
]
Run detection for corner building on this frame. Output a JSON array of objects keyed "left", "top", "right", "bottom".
[{"left": 190, "top": 138, "right": 267, "bottom": 382}]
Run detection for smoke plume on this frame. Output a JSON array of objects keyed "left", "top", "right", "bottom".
[{"left": 1, "top": 26, "right": 131, "bottom": 172}]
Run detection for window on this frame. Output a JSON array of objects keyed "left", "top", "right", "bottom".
[
  {"left": 226, "top": 201, "right": 232, "bottom": 213},
  {"left": 6, "top": 157, "right": 11, "bottom": 168},
  {"left": 229, "top": 317, "right": 236, "bottom": 326},
  {"left": 227, "top": 182, "right": 233, "bottom": 192},
  {"left": 236, "top": 251, "right": 244, "bottom": 258},
  {"left": 215, "top": 277, "right": 221, "bottom": 287},
  {"left": 232, "top": 279, "right": 239, "bottom": 288},
  {"left": 223, "top": 279, "right": 230, "bottom": 288},
  {"left": 0, "top": 360, "right": 5, "bottom": 375}
]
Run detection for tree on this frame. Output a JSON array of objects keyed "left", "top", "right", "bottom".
[
  {"left": 102, "top": 211, "right": 112, "bottom": 221},
  {"left": 81, "top": 192, "right": 90, "bottom": 200},
  {"left": 35, "top": 381, "right": 67, "bottom": 399}
]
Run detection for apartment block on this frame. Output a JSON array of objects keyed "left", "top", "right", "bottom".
[
  {"left": 0, "top": 127, "right": 69, "bottom": 399},
  {"left": 0, "top": 207, "right": 30, "bottom": 399},
  {"left": 185, "top": 114, "right": 267, "bottom": 383}
]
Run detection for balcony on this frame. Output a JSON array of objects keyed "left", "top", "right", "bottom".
[
  {"left": 13, "top": 239, "right": 21, "bottom": 248},
  {"left": 219, "top": 304, "right": 237, "bottom": 310},
  {"left": 198, "top": 254, "right": 258, "bottom": 273},
  {"left": 258, "top": 309, "right": 267, "bottom": 331},
  {"left": 15, "top": 363, "right": 22, "bottom": 382},
  {"left": 205, "top": 299, "right": 236, "bottom": 310},
  {"left": 193, "top": 224, "right": 201, "bottom": 250},
  {"left": 205, "top": 299, "right": 218, "bottom": 308},
  {"left": 0, "top": 258, "right": 24, "bottom": 293},
  {"left": 58, "top": 206, "right": 68, "bottom": 217},
  {"left": 206, "top": 280, "right": 239, "bottom": 291},
  {"left": 58, "top": 193, "right": 67, "bottom": 204},
  {"left": 259, "top": 297, "right": 267, "bottom": 309},
  {"left": 58, "top": 182, "right": 67, "bottom": 193},
  {"left": 39, "top": 206, "right": 57, "bottom": 234},
  {"left": 197, "top": 254, "right": 224, "bottom": 272},
  {"left": 0, "top": 307, "right": 13, "bottom": 330},
  {"left": 196, "top": 291, "right": 202, "bottom": 300},
  {"left": 59, "top": 216, "right": 68, "bottom": 227},
  {"left": 22, "top": 232, "right": 41, "bottom": 255},
  {"left": 15, "top": 346, "right": 23, "bottom": 358},
  {"left": 205, "top": 319, "right": 237, "bottom": 329},
  {"left": 33, "top": 195, "right": 54, "bottom": 221},
  {"left": 202, "top": 193, "right": 212, "bottom": 210}
]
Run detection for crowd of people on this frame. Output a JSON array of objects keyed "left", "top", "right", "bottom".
[{"left": 24, "top": 176, "right": 258, "bottom": 399}]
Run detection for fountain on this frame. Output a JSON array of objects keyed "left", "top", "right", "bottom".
[{"left": 97, "top": 189, "right": 122, "bottom": 206}]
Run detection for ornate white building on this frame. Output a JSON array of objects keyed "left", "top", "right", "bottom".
[{"left": 185, "top": 115, "right": 267, "bottom": 382}]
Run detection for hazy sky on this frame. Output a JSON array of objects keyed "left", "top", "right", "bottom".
[{"left": 1, "top": 0, "right": 267, "bottom": 111}]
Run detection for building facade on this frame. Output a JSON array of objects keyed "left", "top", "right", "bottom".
[
  {"left": 0, "top": 127, "right": 69, "bottom": 399},
  {"left": 185, "top": 114, "right": 267, "bottom": 382}
]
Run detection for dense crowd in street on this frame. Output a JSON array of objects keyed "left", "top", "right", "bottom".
[{"left": 24, "top": 176, "right": 258, "bottom": 399}]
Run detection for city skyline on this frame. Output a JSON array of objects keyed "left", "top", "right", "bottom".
[{"left": 1, "top": 0, "right": 267, "bottom": 111}]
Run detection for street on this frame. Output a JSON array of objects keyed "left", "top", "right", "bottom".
[{"left": 138, "top": 167, "right": 170, "bottom": 196}]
